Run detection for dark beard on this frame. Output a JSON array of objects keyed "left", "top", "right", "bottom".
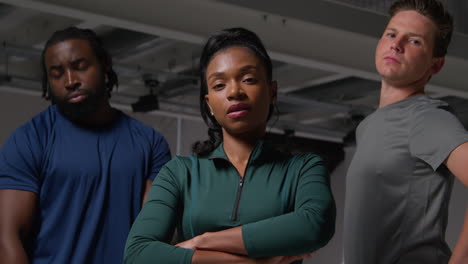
[{"left": 51, "top": 86, "right": 106, "bottom": 121}]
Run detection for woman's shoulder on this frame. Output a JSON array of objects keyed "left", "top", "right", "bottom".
[
  {"left": 161, "top": 154, "right": 209, "bottom": 177},
  {"left": 287, "top": 152, "right": 324, "bottom": 165},
  {"left": 284, "top": 152, "right": 326, "bottom": 177},
  {"left": 162, "top": 155, "right": 194, "bottom": 172},
  {"left": 262, "top": 142, "right": 325, "bottom": 168},
  {"left": 154, "top": 156, "right": 196, "bottom": 190}
]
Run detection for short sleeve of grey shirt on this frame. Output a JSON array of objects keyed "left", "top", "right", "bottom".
[{"left": 409, "top": 103, "right": 468, "bottom": 170}]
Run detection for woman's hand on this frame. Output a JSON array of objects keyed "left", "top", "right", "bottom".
[
  {"left": 175, "top": 235, "right": 202, "bottom": 250},
  {"left": 177, "top": 234, "right": 314, "bottom": 264}
]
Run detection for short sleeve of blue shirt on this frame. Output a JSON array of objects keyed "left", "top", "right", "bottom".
[{"left": 0, "top": 112, "right": 48, "bottom": 193}]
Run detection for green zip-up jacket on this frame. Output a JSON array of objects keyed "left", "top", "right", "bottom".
[{"left": 124, "top": 140, "right": 335, "bottom": 264}]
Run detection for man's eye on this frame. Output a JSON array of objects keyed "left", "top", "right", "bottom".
[
  {"left": 76, "top": 62, "right": 89, "bottom": 70},
  {"left": 410, "top": 39, "right": 421, "bottom": 46},
  {"left": 386, "top": 33, "right": 396, "bottom": 38},
  {"left": 49, "top": 71, "right": 62, "bottom": 79}
]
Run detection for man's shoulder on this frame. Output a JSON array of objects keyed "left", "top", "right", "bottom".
[
  {"left": 119, "top": 112, "right": 156, "bottom": 130},
  {"left": 408, "top": 95, "right": 450, "bottom": 112},
  {"left": 15, "top": 105, "right": 57, "bottom": 135},
  {"left": 373, "top": 96, "right": 453, "bottom": 123},
  {"left": 117, "top": 112, "right": 169, "bottom": 150},
  {"left": 406, "top": 96, "right": 457, "bottom": 124},
  {"left": 118, "top": 112, "right": 161, "bottom": 135},
  {"left": 1, "top": 106, "right": 56, "bottom": 156}
]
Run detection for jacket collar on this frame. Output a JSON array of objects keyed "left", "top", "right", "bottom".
[{"left": 207, "top": 139, "right": 275, "bottom": 164}]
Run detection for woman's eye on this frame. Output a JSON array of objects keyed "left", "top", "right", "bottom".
[
  {"left": 212, "top": 83, "right": 225, "bottom": 90},
  {"left": 243, "top": 77, "right": 257, "bottom": 84}
]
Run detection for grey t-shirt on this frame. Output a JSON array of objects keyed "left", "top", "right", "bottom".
[{"left": 344, "top": 95, "right": 468, "bottom": 264}]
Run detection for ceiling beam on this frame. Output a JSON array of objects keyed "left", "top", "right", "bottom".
[
  {"left": 280, "top": 73, "right": 350, "bottom": 94},
  {"left": 2, "top": 0, "right": 467, "bottom": 98}
]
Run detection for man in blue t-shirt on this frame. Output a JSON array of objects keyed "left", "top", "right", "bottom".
[{"left": 0, "top": 27, "right": 171, "bottom": 263}]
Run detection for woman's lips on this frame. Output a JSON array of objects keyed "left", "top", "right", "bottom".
[{"left": 227, "top": 103, "right": 251, "bottom": 118}]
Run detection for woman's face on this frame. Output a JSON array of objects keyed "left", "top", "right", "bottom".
[{"left": 205, "top": 46, "right": 276, "bottom": 137}]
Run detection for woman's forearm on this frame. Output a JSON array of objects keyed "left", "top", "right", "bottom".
[
  {"left": 189, "top": 206, "right": 334, "bottom": 258},
  {"left": 187, "top": 226, "right": 247, "bottom": 255},
  {"left": 192, "top": 250, "right": 310, "bottom": 264},
  {"left": 192, "top": 250, "right": 252, "bottom": 264},
  {"left": 449, "top": 208, "right": 468, "bottom": 264}
]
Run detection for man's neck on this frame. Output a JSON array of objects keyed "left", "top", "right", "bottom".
[
  {"left": 379, "top": 80, "right": 425, "bottom": 108},
  {"left": 76, "top": 99, "right": 117, "bottom": 127}
]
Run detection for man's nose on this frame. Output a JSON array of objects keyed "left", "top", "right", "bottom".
[
  {"left": 64, "top": 70, "right": 81, "bottom": 91},
  {"left": 390, "top": 36, "right": 404, "bottom": 53}
]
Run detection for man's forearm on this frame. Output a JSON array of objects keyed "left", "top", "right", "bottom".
[
  {"left": 0, "top": 189, "right": 36, "bottom": 264},
  {"left": 449, "top": 208, "right": 468, "bottom": 264},
  {"left": 0, "top": 238, "right": 29, "bottom": 264}
]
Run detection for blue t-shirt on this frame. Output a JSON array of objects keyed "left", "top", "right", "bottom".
[{"left": 0, "top": 105, "right": 171, "bottom": 264}]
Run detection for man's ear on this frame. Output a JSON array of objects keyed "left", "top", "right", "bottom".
[{"left": 431, "top": 57, "right": 445, "bottom": 75}]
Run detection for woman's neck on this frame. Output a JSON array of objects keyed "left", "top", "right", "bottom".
[{"left": 222, "top": 128, "right": 265, "bottom": 177}]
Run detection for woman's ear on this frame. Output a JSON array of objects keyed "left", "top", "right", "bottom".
[
  {"left": 205, "top": 95, "right": 214, "bottom": 116},
  {"left": 270, "top": 80, "right": 278, "bottom": 104}
]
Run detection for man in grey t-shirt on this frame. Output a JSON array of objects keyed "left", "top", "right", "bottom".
[{"left": 344, "top": 1, "right": 468, "bottom": 263}]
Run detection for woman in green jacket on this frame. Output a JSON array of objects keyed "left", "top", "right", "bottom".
[{"left": 124, "top": 27, "right": 335, "bottom": 264}]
